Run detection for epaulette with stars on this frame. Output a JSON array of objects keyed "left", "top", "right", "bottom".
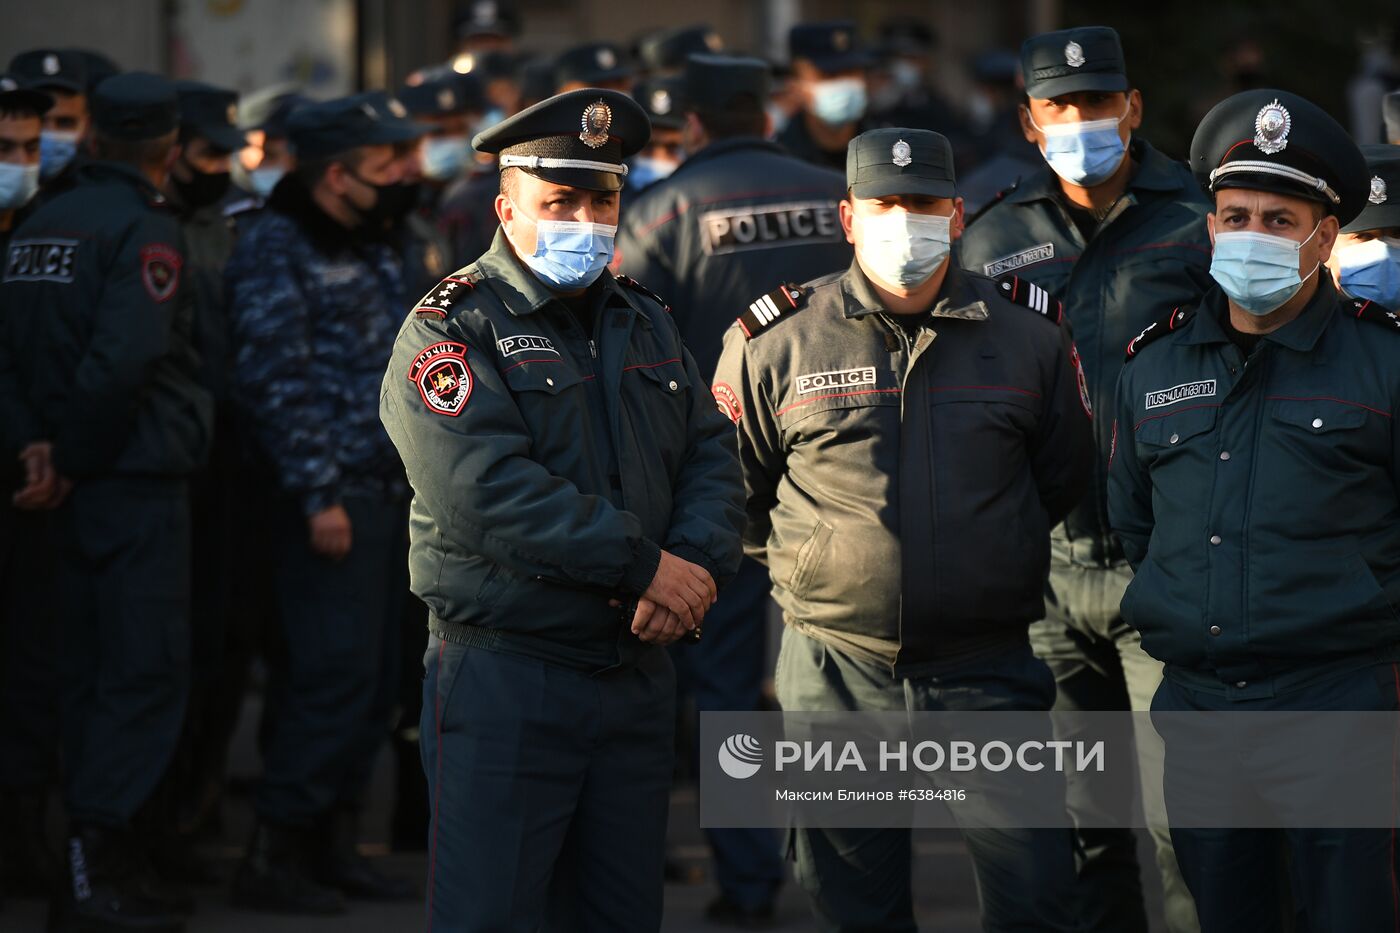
[
  {"left": 613, "top": 274, "right": 672, "bottom": 313},
  {"left": 1125, "top": 306, "right": 1193, "bottom": 361},
  {"left": 995, "top": 275, "right": 1063, "bottom": 325},
  {"left": 413, "top": 271, "right": 481, "bottom": 318},
  {"left": 1348, "top": 297, "right": 1400, "bottom": 333},
  {"left": 737, "top": 283, "right": 809, "bottom": 340}
]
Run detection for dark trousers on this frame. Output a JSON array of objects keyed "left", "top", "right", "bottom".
[
  {"left": 1154, "top": 665, "right": 1400, "bottom": 933},
  {"left": 671, "top": 556, "right": 784, "bottom": 908},
  {"left": 0, "top": 504, "right": 59, "bottom": 793},
  {"left": 775, "top": 628, "right": 1080, "bottom": 933},
  {"left": 55, "top": 477, "right": 191, "bottom": 828},
  {"left": 421, "top": 637, "right": 675, "bottom": 932},
  {"left": 254, "top": 495, "right": 405, "bottom": 826}
]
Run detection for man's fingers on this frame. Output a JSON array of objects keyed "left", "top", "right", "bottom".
[{"left": 630, "top": 599, "right": 658, "bottom": 633}]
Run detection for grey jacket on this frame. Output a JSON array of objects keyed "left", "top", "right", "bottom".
[{"left": 714, "top": 260, "right": 1094, "bottom": 673}]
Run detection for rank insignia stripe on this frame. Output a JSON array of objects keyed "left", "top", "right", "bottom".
[
  {"left": 413, "top": 275, "right": 477, "bottom": 316},
  {"left": 996, "top": 275, "right": 1063, "bottom": 324},
  {"left": 736, "top": 282, "right": 807, "bottom": 340}
]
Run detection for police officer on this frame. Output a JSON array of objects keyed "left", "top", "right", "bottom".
[
  {"left": 625, "top": 75, "right": 684, "bottom": 193},
  {"left": 226, "top": 96, "right": 421, "bottom": 913},
  {"left": 715, "top": 127, "right": 1093, "bottom": 933},
  {"left": 777, "top": 22, "right": 873, "bottom": 171},
  {"left": 0, "top": 71, "right": 58, "bottom": 902},
  {"left": 0, "top": 71, "right": 212, "bottom": 933},
  {"left": 1325, "top": 145, "right": 1400, "bottom": 307},
  {"left": 379, "top": 88, "right": 744, "bottom": 931},
  {"left": 8, "top": 49, "right": 90, "bottom": 196},
  {"left": 555, "top": 42, "right": 635, "bottom": 93},
  {"left": 229, "top": 85, "right": 304, "bottom": 206},
  {"left": 958, "top": 27, "right": 1211, "bottom": 933},
  {"left": 1108, "top": 89, "right": 1396, "bottom": 932},
  {"left": 616, "top": 52, "right": 850, "bottom": 925},
  {"left": 635, "top": 24, "right": 723, "bottom": 76}
]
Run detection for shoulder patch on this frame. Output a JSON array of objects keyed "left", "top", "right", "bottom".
[
  {"left": 139, "top": 244, "right": 182, "bottom": 303},
  {"left": 1125, "top": 306, "right": 1194, "bottom": 361},
  {"left": 737, "top": 283, "right": 808, "bottom": 340},
  {"left": 1348, "top": 298, "right": 1400, "bottom": 333},
  {"left": 613, "top": 274, "right": 672, "bottom": 314},
  {"left": 408, "top": 341, "right": 472, "bottom": 416},
  {"left": 995, "top": 275, "right": 1063, "bottom": 324},
  {"left": 414, "top": 272, "right": 479, "bottom": 318}
]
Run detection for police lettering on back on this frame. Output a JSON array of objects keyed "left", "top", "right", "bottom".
[{"left": 701, "top": 200, "right": 841, "bottom": 254}]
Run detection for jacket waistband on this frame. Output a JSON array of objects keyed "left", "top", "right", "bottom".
[{"left": 1164, "top": 644, "right": 1400, "bottom": 701}]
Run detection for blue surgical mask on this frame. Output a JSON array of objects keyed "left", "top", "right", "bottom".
[
  {"left": 40, "top": 130, "right": 80, "bottom": 180},
  {"left": 1028, "top": 107, "right": 1129, "bottom": 187},
  {"left": 0, "top": 162, "right": 40, "bottom": 209},
  {"left": 765, "top": 103, "right": 790, "bottom": 138},
  {"left": 421, "top": 135, "right": 472, "bottom": 182},
  {"left": 1210, "top": 221, "right": 1322, "bottom": 316},
  {"left": 856, "top": 209, "right": 952, "bottom": 288},
  {"left": 249, "top": 166, "right": 284, "bottom": 199},
  {"left": 627, "top": 155, "right": 677, "bottom": 191},
  {"left": 1337, "top": 237, "right": 1400, "bottom": 309},
  {"left": 512, "top": 201, "right": 616, "bottom": 291},
  {"left": 811, "top": 77, "right": 867, "bottom": 127}
]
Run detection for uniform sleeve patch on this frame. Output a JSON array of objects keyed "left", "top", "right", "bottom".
[
  {"left": 712, "top": 382, "right": 743, "bottom": 423},
  {"left": 407, "top": 341, "right": 472, "bottom": 416},
  {"left": 4, "top": 238, "right": 78, "bottom": 283},
  {"left": 139, "top": 243, "right": 182, "bottom": 303}
]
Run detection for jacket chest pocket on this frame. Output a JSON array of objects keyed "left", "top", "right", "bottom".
[
  {"left": 1133, "top": 405, "right": 1219, "bottom": 503},
  {"left": 1266, "top": 398, "right": 1385, "bottom": 474},
  {"left": 502, "top": 362, "right": 589, "bottom": 444},
  {"left": 621, "top": 359, "right": 691, "bottom": 476}
]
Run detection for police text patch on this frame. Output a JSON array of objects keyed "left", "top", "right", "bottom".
[
  {"left": 408, "top": 341, "right": 472, "bottom": 416},
  {"left": 1144, "top": 380, "right": 1217, "bottom": 410},
  {"left": 796, "top": 367, "right": 877, "bottom": 395},
  {"left": 496, "top": 334, "right": 558, "bottom": 358},
  {"left": 700, "top": 200, "right": 842, "bottom": 255},
  {"left": 4, "top": 238, "right": 78, "bottom": 283},
  {"left": 983, "top": 243, "right": 1055, "bottom": 277}
]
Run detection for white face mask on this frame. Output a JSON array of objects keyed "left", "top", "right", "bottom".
[
  {"left": 855, "top": 209, "right": 952, "bottom": 289},
  {"left": 0, "top": 162, "right": 40, "bottom": 209}
]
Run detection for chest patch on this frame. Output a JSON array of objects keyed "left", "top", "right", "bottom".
[
  {"left": 496, "top": 334, "right": 558, "bottom": 358},
  {"left": 700, "top": 200, "right": 842, "bottom": 255},
  {"left": 5, "top": 238, "right": 79, "bottom": 283},
  {"left": 982, "top": 242, "right": 1055, "bottom": 277},
  {"left": 796, "top": 366, "right": 877, "bottom": 395},
  {"left": 1144, "top": 380, "right": 1217, "bottom": 411},
  {"left": 408, "top": 341, "right": 472, "bottom": 416}
]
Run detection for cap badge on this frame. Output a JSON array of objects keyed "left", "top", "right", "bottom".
[
  {"left": 832, "top": 30, "right": 851, "bottom": 52},
  {"left": 597, "top": 47, "right": 617, "bottom": 70},
  {"left": 651, "top": 89, "right": 672, "bottom": 116},
  {"left": 580, "top": 99, "right": 612, "bottom": 149},
  {"left": 438, "top": 88, "right": 456, "bottom": 111},
  {"left": 891, "top": 138, "right": 912, "bottom": 167},
  {"left": 1253, "top": 98, "right": 1291, "bottom": 155},
  {"left": 42, "top": 54, "right": 59, "bottom": 75},
  {"left": 1065, "top": 42, "right": 1085, "bottom": 69},
  {"left": 1372, "top": 175, "right": 1388, "bottom": 205},
  {"left": 388, "top": 97, "right": 408, "bottom": 119},
  {"left": 359, "top": 102, "right": 379, "bottom": 120},
  {"left": 473, "top": 0, "right": 497, "bottom": 23}
]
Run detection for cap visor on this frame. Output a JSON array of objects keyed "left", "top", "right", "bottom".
[
  {"left": 202, "top": 124, "right": 249, "bottom": 152},
  {"left": 30, "top": 77, "right": 84, "bottom": 94},
  {"left": 520, "top": 165, "right": 623, "bottom": 192},
  {"left": 808, "top": 52, "right": 874, "bottom": 74},
  {"left": 1342, "top": 203, "right": 1400, "bottom": 235},
  {"left": 1027, "top": 72, "right": 1128, "bottom": 99},
  {"left": 850, "top": 176, "right": 955, "bottom": 200},
  {"left": 0, "top": 89, "right": 52, "bottom": 114}
]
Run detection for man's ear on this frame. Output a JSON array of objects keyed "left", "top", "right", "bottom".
[
  {"left": 1018, "top": 103, "right": 1040, "bottom": 147},
  {"left": 838, "top": 196, "right": 856, "bottom": 246},
  {"left": 495, "top": 193, "right": 513, "bottom": 228},
  {"left": 1205, "top": 212, "right": 1217, "bottom": 248},
  {"left": 1126, "top": 89, "right": 1144, "bottom": 132},
  {"left": 950, "top": 196, "right": 966, "bottom": 241},
  {"left": 1315, "top": 213, "right": 1340, "bottom": 265}
]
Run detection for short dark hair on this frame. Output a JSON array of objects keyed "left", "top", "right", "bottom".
[
  {"left": 693, "top": 94, "right": 766, "bottom": 140},
  {"left": 91, "top": 129, "right": 176, "bottom": 169},
  {"left": 294, "top": 146, "right": 368, "bottom": 187},
  {"left": 499, "top": 164, "right": 519, "bottom": 200},
  {"left": 0, "top": 103, "right": 45, "bottom": 122}
]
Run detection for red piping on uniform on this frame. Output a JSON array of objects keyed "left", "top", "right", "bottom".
[
  {"left": 775, "top": 388, "right": 902, "bottom": 416},
  {"left": 1133, "top": 403, "right": 1222, "bottom": 431},
  {"left": 500, "top": 357, "right": 562, "bottom": 374},
  {"left": 738, "top": 318, "right": 753, "bottom": 338},
  {"left": 1263, "top": 396, "right": 1392, "bottom": 419},
  {"left": 623, "top": 358, "right": 682, "bottom": 372},
  {"left": 427, "top": 639, "right": 445, "bottom": 930},
  {"left": 927, "top": 385, "right": 1042, "bottom": 399},
  {"left": 443, "top": 277, "right": 476, "bottom": 287},
  {"left": 1356, "top": 300, "right": 1374, "bottom": 318}
]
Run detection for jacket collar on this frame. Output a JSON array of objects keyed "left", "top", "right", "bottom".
[
  {"left": 475, "top": 227, "right": 633, "bottom": 319},
  {"left": 267, "top": 173, "right": 364, "bottom": 253},
  {"left": 1184, "top": 279, "right": 1338, "bottom": 353},
  {"left": 841, "top": 258, "right": 989, "bottom": 322},
  {"left": 77, "top": 160, "right": 169, "bottom": 206},
  {"left": 1004, "top": 138, "right": 1187, "bottom": 207}
]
